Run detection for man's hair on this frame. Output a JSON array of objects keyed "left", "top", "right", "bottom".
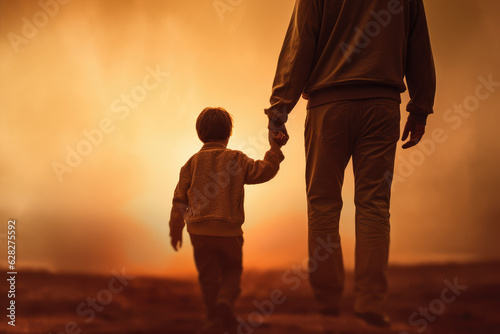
[{"left": 196, "top": 107, "right": 233, "bottom": 143}]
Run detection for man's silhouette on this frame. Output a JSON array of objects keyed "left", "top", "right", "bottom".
[{"left": 265, "top": 0, "right": 436, "bottom": 327}]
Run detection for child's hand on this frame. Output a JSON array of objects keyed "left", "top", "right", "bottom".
[
  {"left": 170, "top": 231, "right": 183, "bottom": 251},
  {"left": 269, "top": 130, "right": 289, "bottom": 148}
]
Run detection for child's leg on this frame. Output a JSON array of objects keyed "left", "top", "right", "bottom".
[
  {"left": 216, "top": 235, "right": 243, "bottom": 310},
  {"left": 189, "top": 234, "right": 221, "bottom": 318}
]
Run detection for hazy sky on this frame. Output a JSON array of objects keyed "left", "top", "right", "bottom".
[{"left": 1, "top": 0, "right": 499, "bottom": 277}]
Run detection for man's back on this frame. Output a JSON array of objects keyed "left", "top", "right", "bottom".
[{"left": 268, "top": 0, "right": 435, "bottom": 125}]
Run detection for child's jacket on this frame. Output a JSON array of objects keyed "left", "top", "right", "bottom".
[{"left": 169, "top": 142, "right": 284, "bottom": 237}]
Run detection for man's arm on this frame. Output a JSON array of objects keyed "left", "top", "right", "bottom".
[
  {"left": 265, "top": 0, "right": 322, "bottom": 132},
  {"left": 169, "top": 165, "right": 191, "bottom": 251},
  {"left": 403, "top": 0, "right": 436, "bottom": 149},
  {"left": 406, "top": 0, "right": 436, "bottom": 124}
]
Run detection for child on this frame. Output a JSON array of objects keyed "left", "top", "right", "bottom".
[{"left": 169, "top": 107, "right": 287, "bottom": 334}]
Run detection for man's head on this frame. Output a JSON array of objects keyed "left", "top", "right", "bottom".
[{"left": 196, "top": 107, "right": 234, "bottom": 143}]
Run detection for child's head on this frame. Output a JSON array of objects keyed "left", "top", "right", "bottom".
[{"left": 196, "top": 107, "right": 233, "bottom": 143}]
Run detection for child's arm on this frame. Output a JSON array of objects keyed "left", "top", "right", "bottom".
[
  {"left": 169, "top": 165, "right": 191, "bottom": 251},
  {"left": 244, "top": 131, "right": 286, "bottom": 185}
]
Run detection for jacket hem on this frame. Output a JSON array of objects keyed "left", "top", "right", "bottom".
[
  {"left": 186, "top": 219, "right": 244, "bottom": 237},
  {"left": 307, "top": 84, "right": 402, "bottom": 109}
]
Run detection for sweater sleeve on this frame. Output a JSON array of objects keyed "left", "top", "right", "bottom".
[
  {"left": 169, "top": 163, "right": 191, "bottom": 236},
  {"left": 405, "top": 0, "right": 436, "bottom": 125},
  {"left": 244, "top": 147, "right": 285, "bottom": 185},
  {"left": 265, "top": 0, "right": 322, "bottom": 125}
]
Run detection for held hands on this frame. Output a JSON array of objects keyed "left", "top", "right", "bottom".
[
  {"left": 269, "top": 130, "right": 289, "bottom": 149},
  {"left": 266, "top": 107, "right": 289, "bottom": 147},
  {"left": 402, "top": 119, "right": 426, "bottom": 149}
]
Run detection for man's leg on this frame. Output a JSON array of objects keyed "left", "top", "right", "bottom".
[
  {"left": 190, "top": 234, "right": 221, "bottom": 319},
  {"left": 305, "top": 101, "right": 352, "bottom": 312},
  {"left": 351, "top": 99, "right": 400, "bottom": 316}
]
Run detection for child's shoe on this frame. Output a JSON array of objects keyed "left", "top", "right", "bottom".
[
  {"left": 213, "top": 303, "right": 238, "bottom": 333},
  {"left": 197, "top": 318, "right": 225, "bottom": 334}
]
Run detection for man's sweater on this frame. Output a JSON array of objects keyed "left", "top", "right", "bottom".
[
  {"left": 169, "top": 142, "right": 285, "bottom": 237},
  {"left": 266, "top": 0, "right": 436, "bottom": 125}
]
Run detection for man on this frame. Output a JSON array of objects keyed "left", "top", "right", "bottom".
[{"left": 265, "top": 0, "right": 436, "bottom": 328}]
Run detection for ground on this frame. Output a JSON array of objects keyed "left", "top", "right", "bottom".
[{"left": 2, "top": 262, "right": 500, "bottom": 334}]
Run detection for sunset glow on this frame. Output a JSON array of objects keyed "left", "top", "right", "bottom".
[{"left": 1, "top": 0, "right": 499, "bottom": 278}]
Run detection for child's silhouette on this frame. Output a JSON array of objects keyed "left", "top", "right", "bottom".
[{"left": 169, "top": 107, "right": 287, "bottom": 333}]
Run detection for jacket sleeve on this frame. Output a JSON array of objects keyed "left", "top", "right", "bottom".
[
  {"left": 405, "top": 0, "right": 436, "bottom": 125},
  {"left": 265, "top": 0, "right": 322, "bottom": 125},
  {"left": 244, "top": 148, "right": 285, "bottom": 185},
  {"left": 169, "top": 163, "right": 191, "bottom": 236}
]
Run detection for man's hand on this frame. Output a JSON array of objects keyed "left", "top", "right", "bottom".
[
  {"left": 266, "top": 107, "right": 288, "bottom": 131},
  {"left": 402, "top": 119, "right": 426, "bottom": 149},
  {"left": 170, "top": 231, "right": 182, "bottom": 251},
  {"left": 269, "top": 130, "right": 289, "bottom": 148}
]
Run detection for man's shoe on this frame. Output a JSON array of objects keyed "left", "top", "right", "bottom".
[
  {"left": 355, "top": 312, "right": 391, "bottom": 328},
  {"left": 320, "top": 307, "right": 340, "bottom": 317}
]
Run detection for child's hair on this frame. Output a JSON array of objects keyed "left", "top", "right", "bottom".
[{"left": 196, "top": 107, "right": 233, "bottom": 143}]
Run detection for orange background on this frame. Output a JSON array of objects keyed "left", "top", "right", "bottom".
[{"left": 1, "top": 0, "right": 499, "bottom": 277}]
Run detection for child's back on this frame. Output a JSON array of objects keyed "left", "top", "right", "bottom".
[
  {"left": 171, "top": 140, "right": 283, "bottom": 237},
  {"left": 169, "top": 107, "right": 286, "bottom": 333}
]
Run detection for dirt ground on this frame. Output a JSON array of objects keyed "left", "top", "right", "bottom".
[{"left": 2, "top": 261, "right": 500, "bottom": 334}]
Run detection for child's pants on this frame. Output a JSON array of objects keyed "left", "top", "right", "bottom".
[
  {"left": 304, "top": 98, "right": 400, "bottom": 315},
  {"left": 190, "top": 234, "right": 243, "bottom": 316}
]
